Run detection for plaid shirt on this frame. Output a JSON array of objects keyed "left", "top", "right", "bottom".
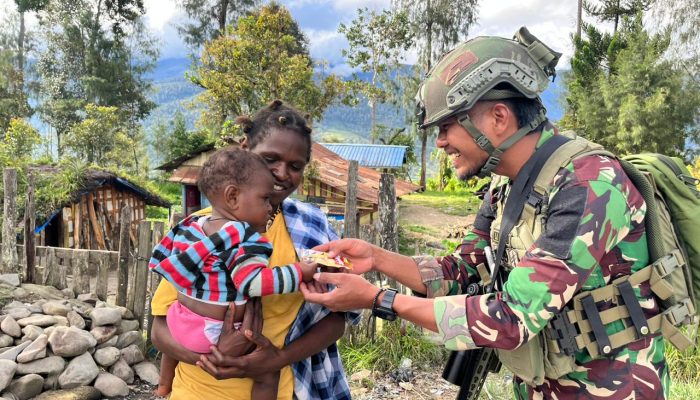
[{"left": 282, "top": 198, "right": 358, "bottom": 400}]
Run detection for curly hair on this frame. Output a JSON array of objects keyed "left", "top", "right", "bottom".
[
  {"left": 197, "top": 147, "right": 269, "bottom": 198},
  {"left": 235, "top": 100, "right": 313, "bottom": 161}
]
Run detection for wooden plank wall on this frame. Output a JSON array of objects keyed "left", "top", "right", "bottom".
[{"left": 48, "top": 185, "right": 148, "bottom": 251}]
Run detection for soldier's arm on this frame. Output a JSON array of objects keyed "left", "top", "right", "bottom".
[
  {"left": 432, "top": 167, "right": 638, "bottom": 351},
  {"left": 411, "top": 189, "right": 495, "bottom": 298}
]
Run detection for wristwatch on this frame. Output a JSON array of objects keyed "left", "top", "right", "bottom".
[{"left": 372, "top": 288, "right": 398, "bottom": 321}]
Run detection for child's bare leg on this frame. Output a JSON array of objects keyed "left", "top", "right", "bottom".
[
  {"left": 251, "top": 372, "right": 280, "bottom": 400},
  {"left": 155, "top": 353, "right": 178, "bottom": 397}
]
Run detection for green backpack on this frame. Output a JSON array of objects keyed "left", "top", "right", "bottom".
[{"left": 620, "top": 154, "right": 700, "bottom": 349}]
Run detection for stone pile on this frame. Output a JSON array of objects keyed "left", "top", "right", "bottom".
[{"left": 0, "top": 274, "right": 159, "bottom": 399}]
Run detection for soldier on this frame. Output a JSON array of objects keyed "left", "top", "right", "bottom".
[{"left": 301, "top": 27, "right": 669, "bottom": 399}]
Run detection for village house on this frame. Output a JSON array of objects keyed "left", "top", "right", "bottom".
[
  {"left": 34, "top": 167, "right": 171, "bottom": 250},
  {"left": 157, "top": 142, "right": 419, "bottom": 224}
]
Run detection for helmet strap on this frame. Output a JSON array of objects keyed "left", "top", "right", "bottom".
[{"left": 457, "top": 109, "right": 547, "bottom": 178}]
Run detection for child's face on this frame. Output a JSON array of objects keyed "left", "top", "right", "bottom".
[{"left": 235, "top": 169, "right": 274, "bottom": 232}]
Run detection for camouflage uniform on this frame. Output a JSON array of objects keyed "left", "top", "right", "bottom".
[{"left": 417, "top": 124, "right": 669, "bottom": 399}]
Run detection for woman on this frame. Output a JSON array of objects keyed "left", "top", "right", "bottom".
[{"left": 150, "top": 100, "right": 355, "bottom": 400}]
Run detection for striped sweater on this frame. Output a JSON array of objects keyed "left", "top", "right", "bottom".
[{"left": 148, "top": 215, "right": 302, "bottom": 304}]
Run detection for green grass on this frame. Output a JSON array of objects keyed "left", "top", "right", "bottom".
[
  {"left": 401, "top": 190, "right": 481, "bottom": 216},
  {"left": 339, "top": 322, "right": 448, "bottom": 376}
]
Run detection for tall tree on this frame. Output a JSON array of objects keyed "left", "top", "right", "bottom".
[
  {"left": 392, "top": 0, "right": 479, "bottom": 188},
  {"left": 34, "top": 0, "right": 156, "bottom": 157},
  {"left": 583, "top": 0, "right": 652, "bottom": 33},
  {"left": 339, "top": 8, "right": 412, "bottom": 143},
  {"left": 176, "top": 0, "right": 259, "bottom": 51},
  {"left": 651, "top": 0, "right": 700, "bottom": 79},
  {"left": 190, "top": 2, "right": 346, "bottom": 130},
  {"left": 563, "top": 14, "right": 700, "bottom": 157}
]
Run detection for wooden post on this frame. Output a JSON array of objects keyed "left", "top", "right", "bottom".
[
  {"left": 96, "top": 253, "right": 109, "bottom": 301},
  {"left": 73, "top": 202, "right": 81, "bottom": 250},
  {"left": 378, "top": 173, "right": 398, "bottom": 290},
  {"left": 24, "top": 173, "right": 36, "bottom": 283},
  {"left": 147, "top": 221, "right": 164, "bottom": 343},
  {"left": 56, "top": 253, "right": 68, "bottom": 290},
  {"left": 42, "top": 247, "right": 57, "bottom": 286},
  {"left": 87, "top": 193, "right": 106, "bottom": 250},
  {"left": 1, "top": 168, "right": 18, "bottom": 273},
  {"left": 116, "top": 204, "right": 131, "bottom": 307},
  {"left": 71, "top": 250, "right": 90, "bottom": 295},
  {"left": 343, "top": 160, "right": 359, "bottom": 238},
  {"left": 131, "top": 221, "right": 152, "bottom": 328}
]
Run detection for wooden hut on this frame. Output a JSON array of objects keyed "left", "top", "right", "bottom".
[{"left": 35, "top": 168, "right": 170, "bottom": 250}]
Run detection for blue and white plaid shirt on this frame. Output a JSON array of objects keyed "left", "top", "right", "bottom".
[{"left": 282, "top": 198, "right": 358, "bottom": 400}]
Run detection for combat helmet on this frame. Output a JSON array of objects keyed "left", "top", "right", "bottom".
[{"left": 416, "top": 27, "right": 562, "bottom": 177}]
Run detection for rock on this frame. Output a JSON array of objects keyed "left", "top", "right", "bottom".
[
  {"left": 33, "top": 386, "right": 101, "bottom": 400},
  {"left": 108, "top": 358, "right": 133, "bottom": 384},
  {"left": 40, "top": 301, "right": 71, "bottom": 317},
  {"left": 16, "top": 334, "right": 48, "bottom": 363},
  {"left": 0, "top": 360, "right": 17, "bottom": 391},
  {"left": 88, "top": 308, "right": 121, "bottom": 327},
  {"left": 76, "top": 294, "right": 98, "bottom": 304},
  {"left": 93, "top": 372, "right": 128, "bottom": 398},
  {"left": 350, "top": 369, "right": 372, "bottom": 382},
  {"left": 0, "top": 316, "right": 20, "bottom": 338},
  {"left": 96, "top": 336, "right": 117, "bottom": 349},
  {"left": 52, "top": 316, "right": 68, "bottom": 327},
  {"left": 65, "top": 312, "right": 84, "bottom": 330},
  {"left": 119, "top": 344, "right": 144, "bottom": 365},
  {"left": 0, "top": 274, "right": 20, "bottom": 287},
  {"left": 114, "top": 306, "right": 134, "bottom": 320},
  {"left": 116, "top": 319, "right": 139, "bottom": 334},
  {"left": 4, "top": 308, "right": 30, "bottom": 321},
  {"left": 19, "top": 284, "right": 65, "bottom": 301},
  {"left": 48, "top": 327, "right": 96, "bottom": 357},
  {"left": 0, "top": 335, "right": 12, "bottom": 348},
  {"left": 89, "top": 326, "right": 117, "bottom": 345},
  {"left": 20, "top": 326, "right": 43, "bottom": 342},
  {"left": 12, "top": 287, "right": 28, "bottom": 299},
  {"left": 115, "top": 331, "right": 141, "bottom": 349},
  {"left": 8, "top": 373, "right": 44, "bottom": 400},
  {"left": 92, "top": 347, "right": 120, "bottom": 367},
  {"left": 15, "top": 356, "right": 65, "bottom": 375},
  {"left": 60, "top": 288, "right": 75, "bottom": 299},
  {"left": 133, "top": 361, "right": 159, "bottom": 385},
  {"left": 0, "top": 342, "right": 30, "bottom": 361},
  {"left": 16, "top": 315, "right": 56, "bottom": 328},
  {"left": 58, "top": 352, "right": 99, "bottom": 389}
]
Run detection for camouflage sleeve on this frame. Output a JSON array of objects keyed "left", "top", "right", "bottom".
[
  {"left": 414, "top": 190, "right": 494, "bottom": 298},
  {"left": 456, "top": 179, "right": 639, "bottom": 351}
]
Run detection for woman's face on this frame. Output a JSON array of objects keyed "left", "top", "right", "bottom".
[{"left": 247, "top": 128, "right": 309, "bottom": 207}]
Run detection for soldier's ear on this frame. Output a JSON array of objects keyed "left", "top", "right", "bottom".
[{"left": 490, "top": 102, "right": 514, "bottom": 138}]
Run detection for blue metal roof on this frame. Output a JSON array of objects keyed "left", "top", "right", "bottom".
[{"left": 319, "top": 143, "right": 407, "bottom": 169}]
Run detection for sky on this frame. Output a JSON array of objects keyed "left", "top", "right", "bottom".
[{"left": 142, "top": 0, "right": 584, "bottom": 74}]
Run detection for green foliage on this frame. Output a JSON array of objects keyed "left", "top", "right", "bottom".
[
  {"left": 402, "top": 190, "right": 481, "bottom": 217},
  {"left": 563, "top": 13, "right": 700, "bottom": 158},
  {"left": 191, "top": 2, "right": 346, "bottom": 129},
  {"left": 0, "top": 118, "right": 41, "bottom": 166},
  {"left": 338, "top": 321, "right": 447, "bottom": 375},
  {"left": 176, "top": 0, "right": 258, "bottom": 51},
  {"left": 0, "top": 32, "right": 31, "bottom": 132},
  {"left": 152, "top": 111, "right": 212, "bottom": 164}
]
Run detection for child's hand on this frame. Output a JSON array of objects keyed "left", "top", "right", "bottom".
[{"left": 298, "top": 260, "right": 318, "bottom": 282}]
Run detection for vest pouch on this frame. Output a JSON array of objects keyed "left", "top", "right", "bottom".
[
  {"left": 542, "top": 336, "right": 576, "bottom": 380},
  {"left": 496, "top": 335, "right": 546, "bottom": 386}
]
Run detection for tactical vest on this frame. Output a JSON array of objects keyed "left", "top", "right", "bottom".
[{"left": 486, "top": 133, "right": 696, "bottom": 386}]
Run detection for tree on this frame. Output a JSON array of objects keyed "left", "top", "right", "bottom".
[
  {"left": 0, "top": 118, "right": 41, "bottom": 167},
  {"left": 177, "top": 0, "right": 259, "bottom": 51},
  {"left": 34, "top": 0, "right": 157, "bottom": 157},
  {"left": 563, "top": 14, "right": 700, "bottom": 157},
  {"left": 152, "top": 111, "right": 212, "bottom": 164},
  {"left": 339, "top": 8, "right": 412, "bottom": 143},
  {"left": 583, "top": 0, "right": 652, "bottom": 33},
  {"left": 392, "top": 0, "right": 479, "bottom": 188},
  {"left": 190, "top": 2, "right": 346, "bottom": 128},
  {"left": 651, "top": 0, "right": 700, "bottom": 79},
  {"left": 0, "top": 8, "right": 32, "bottom": 132},
  {"left": 62, "top": 104, "right": 136, "bottom": 168}
]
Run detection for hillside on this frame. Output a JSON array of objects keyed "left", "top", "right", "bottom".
[{"left": 145, "top": 57, "right": 566, "bottom": 141}]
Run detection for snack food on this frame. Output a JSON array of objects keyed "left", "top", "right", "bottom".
[{"left": 299, "top": 249, "right": 352, "bottom": 269}]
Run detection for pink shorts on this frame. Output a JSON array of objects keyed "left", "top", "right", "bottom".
[{"left": 166, "top": 301, "right": 224, "bottom": 354}]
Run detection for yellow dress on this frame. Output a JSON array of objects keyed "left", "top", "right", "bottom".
[{"left": 150, "top": 212, "right": 304, "bottom": 400}]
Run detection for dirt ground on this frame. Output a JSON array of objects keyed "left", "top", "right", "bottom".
[{"left": 399, "top": 203, "right": 475, "bottom": 237}]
